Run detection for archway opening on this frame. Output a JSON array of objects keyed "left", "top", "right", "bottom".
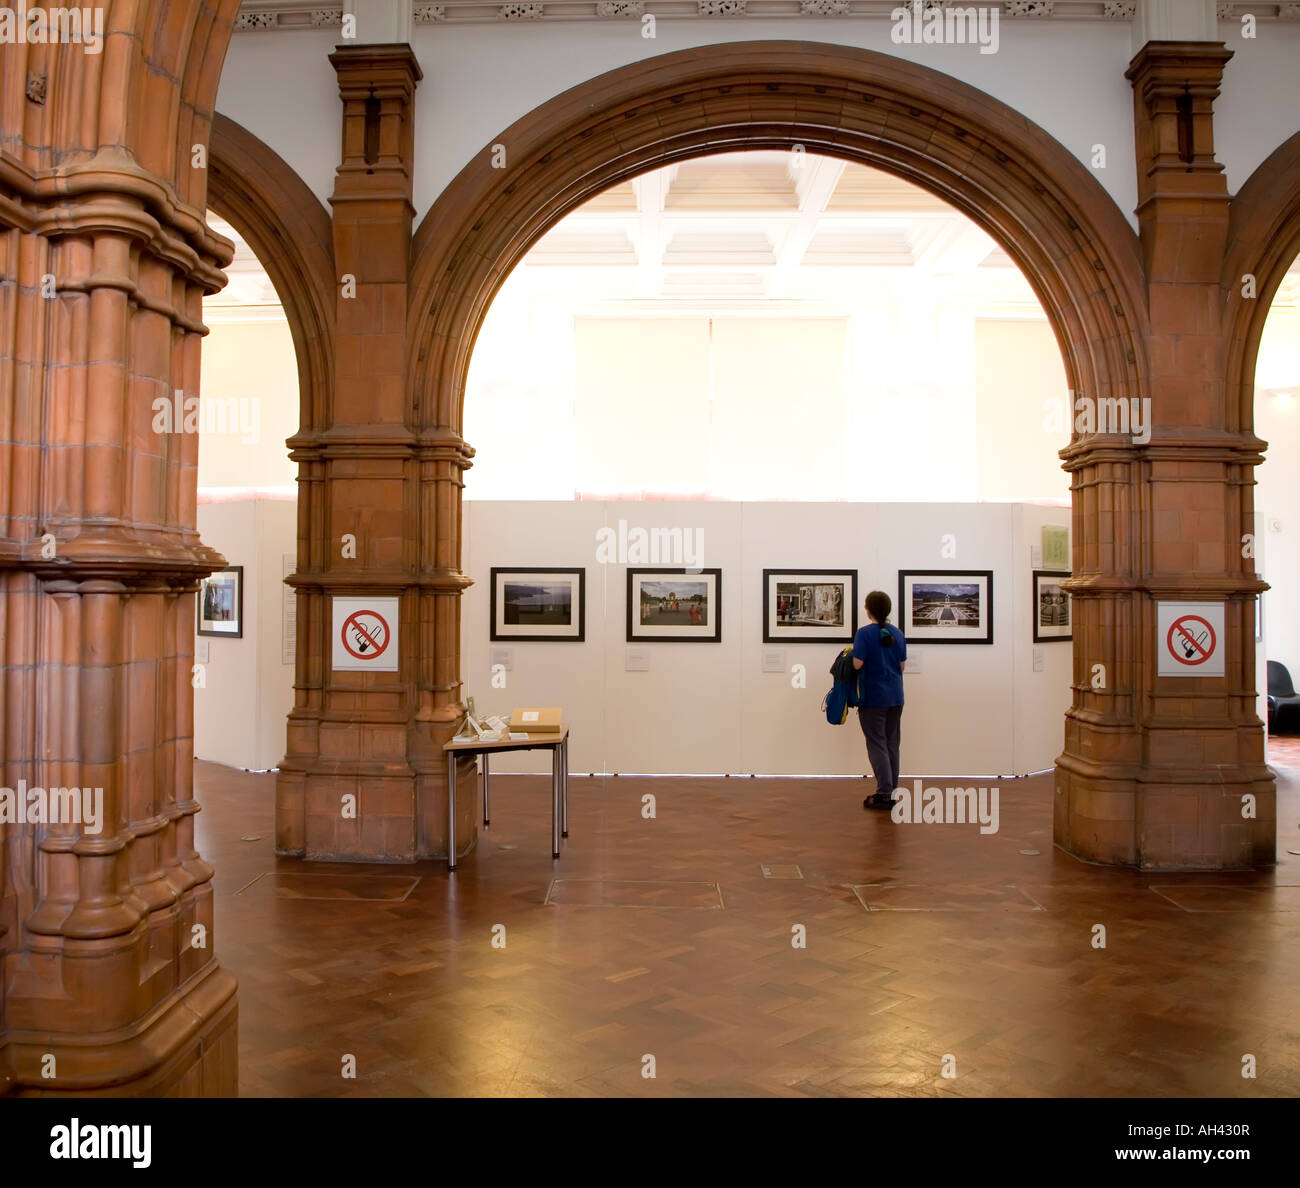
[
  {"left": 406, "top": 45, "right": 1149, "bottom": 801},
  {"left": 192, "top": 213, "right": 300, "bottom": 777},
  {"left": 458, "top": 145, "right": 1075, "bottom": 791},
  {"left": 1254, "top": 252, "right": 1300, "bottom": 761}
]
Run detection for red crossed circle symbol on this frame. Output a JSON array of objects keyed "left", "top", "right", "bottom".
[
  {"left": 342, "top": 610, "right": 390, "bottom": 661},
  {"left": 1166, "top": 614, "right": 1215, "bottom": 666}
]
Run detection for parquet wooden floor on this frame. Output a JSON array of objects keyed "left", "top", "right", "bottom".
[{"left": 199, "top": 741, "right": 1300, "bottom": 1097}]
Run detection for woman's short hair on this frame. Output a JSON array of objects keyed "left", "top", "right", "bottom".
[{"left": 865, "top": 590, "right": 892, "bottom": 622}]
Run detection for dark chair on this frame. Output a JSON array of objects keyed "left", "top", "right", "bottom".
[{"left": 1267, "top": 661, "right": 1300, "bottom": 733}]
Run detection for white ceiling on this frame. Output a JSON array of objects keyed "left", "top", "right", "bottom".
[{"left": 511, "top": 150, "right": 1032, "bottom": 308}]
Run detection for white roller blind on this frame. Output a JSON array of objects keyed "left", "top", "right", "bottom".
[
  {"left": 574, "top": 318, "right": 711, "bottom": 497},
  {"left": 709, "top": 318, "right": 847, "bottom": 501},
  {"left": 464, "top": 299, "right": 577, "bottom": 500},
  {"left": 974, "top": 319, "right": 1070, "bottom": 502}
]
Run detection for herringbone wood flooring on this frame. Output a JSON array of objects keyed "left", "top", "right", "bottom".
[{"left": 200, "top": 741, "right": 1300, "bottom": 1098}]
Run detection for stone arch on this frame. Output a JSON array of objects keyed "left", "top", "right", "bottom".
[
  {"left": 209, "top": 114, "right": 337, "bottom": 436},
  {"left": 405, "top": 41, "right": 1151, "bottom": 730},
  {"left": 409, "top": 41, "right": 1150, "bottom": 437},
  {"left": 1222, "top": 131, "right": 1300, "bottom": 439},
  {"left": 207, "top": 115, "right": 337, "bottom": 791}
]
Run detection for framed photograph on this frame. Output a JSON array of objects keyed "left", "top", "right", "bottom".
[
  {"left": 627, "top": 568, "right": 722, "bottom": 642},
  {"left": 898, "top": 570, "right": 993, "bottom": 645},
  {"left": 1032, "top": 569, "right": 1072, "bottom": 642},
  {"left": 490, "top": 567, "right": 585, "bottom": 642},
  {"left": 762, "top": 569, "right": 857, "bottom": 644},
  {"left": 197, "top": 566, "right": 243, "bottom": 638}
]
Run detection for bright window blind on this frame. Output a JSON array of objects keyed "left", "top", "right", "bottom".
[
  {"left": 708, "top": 317, "right": 847, "bottom": 501},
  {"left": 574, "top": 318, "right": 711, "bottom": 497}
]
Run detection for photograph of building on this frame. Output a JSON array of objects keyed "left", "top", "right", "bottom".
[{"left": 777, "top": 582, "right": 845, "bottom": 628}]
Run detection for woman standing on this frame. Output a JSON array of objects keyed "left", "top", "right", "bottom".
[{"left": 852, "top": 590, "right": 908, "bottom": 810}]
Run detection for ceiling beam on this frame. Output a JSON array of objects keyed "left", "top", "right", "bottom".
[
  {"left": 768, "top": 156, "right": 845, "bottom": 299},
  {"left": 908, "top": 220, "right": 998, "bottom": 279},
  {"left": 631, "top": 166, "right": 672, "bottom": 298}
]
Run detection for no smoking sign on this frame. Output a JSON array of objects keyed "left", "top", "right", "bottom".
[
  {"left": 332, "top": 597, "right": 400, "bottom": 673},
  {"left": 1156, "top": 602, "right": 1224, "bottom": 678}
]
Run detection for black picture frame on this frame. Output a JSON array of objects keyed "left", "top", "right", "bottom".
[
  {"left": 489, "top": 567, "right": 586, "bottom": 642},
  {"left": 762, "top": 569, "right": 858, "bottom": 644},
  {"left": 1031, "top": 569, "right": 1072, "bottom": 643},
  {"left": 627, "top": 568, "right": 722, "bottom": 643},
  {"left": 197, "top": 565, "right": 244, "bottom": 638},
  {"left": 897, "top": 569, "right": 994, "bottom": 645}
]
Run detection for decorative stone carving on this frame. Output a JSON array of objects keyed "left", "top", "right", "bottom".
[
  {"left": 25, "top": 72, "right": 46, "bottom": 104},
  {"left": 800, "top": 0, "right": 851, "bottom": 13},
  {"left": 235, "top": 10, "right": 277, "bottom": 29},
  {"left": 216, "top": 0, "right": 1201, "bottom": 30}
]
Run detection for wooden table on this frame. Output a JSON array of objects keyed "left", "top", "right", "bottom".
[{"left": 443, "top": 726, "right": 569, "bottom": 871}]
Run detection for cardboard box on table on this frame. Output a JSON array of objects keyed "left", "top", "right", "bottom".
[{"left": 509, "top": 707, "right": 563, "bottom": 734}]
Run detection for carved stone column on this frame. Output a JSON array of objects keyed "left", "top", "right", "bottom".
[
  {"left": 276, "top": 44, "right": 476, "bottom": 863},
  {"left": 1056, "top": 42, "right": 1274, "bottom": 869},
  {"left": 0, "top": 1, "right": 240, "bottom": 1094}
]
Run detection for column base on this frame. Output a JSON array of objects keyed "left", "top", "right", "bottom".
[
  {"left": 1054, "top": 757, "right": 1276, "bottom": 870},
  {"left": 277, "top": 720, "right": 479, "bottom": 862},
  {"left": 3, "top": 966, "right": 237, "bottom": 1097}
]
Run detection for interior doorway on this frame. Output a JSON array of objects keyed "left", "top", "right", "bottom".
[
  {"left": 458, "top": 147, "right": 1076, "bottom": 784},
  {"left": 403, "top": 43, "right": 1150, "bottom": 845}
]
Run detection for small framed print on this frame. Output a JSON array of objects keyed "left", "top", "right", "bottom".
[
  {"left": 197, "top": 566, "right": 244, "bottom": 638},
  {"left": 1041, "top": 525, "right": 1070, "bottom": 571},
  {"left": 490, "top": 568, "right": 585, "bottom": 642},
  {"left": 763, "top": 569, "right": 857, "bottom": 644},
  {"left": 1032, "top": 569, "right": 1072, "bottom": 643},
  {"left": 627, "top": 568, "right": 722, "bottom": 643},
  {"left": 898, "top": 570, "right": 993, "bottom": 645}
]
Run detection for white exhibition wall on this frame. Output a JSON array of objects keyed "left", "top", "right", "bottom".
[
  {"left": 1254, "top": 306, "right": 1300, "bottom": 686},
  {"left": 193, "top": 497, "right": 297, "bottom": 772},
  {"left": 189, "top": 495, "right": 1073, "bottom": 778},
  {"left": 462, "top": 499, "right": 1073, "bottom": 780},
  {"left": 196, "top": 296, "right": 1298, "bottom": 743}
]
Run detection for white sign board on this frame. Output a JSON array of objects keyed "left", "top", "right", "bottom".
[
  {"left": 1157, "top": 601, "right": 1224, "bottom": 678},
  {"left": 332, "top": 596, "right": 400, "bottom": 672}
]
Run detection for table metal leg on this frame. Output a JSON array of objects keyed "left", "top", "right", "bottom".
[
  {"left": 551, "top": 742, "right": 560, "bottom": 859},
  {"left": 482, "top": 753, "right": 490, "bottom": 827},
  {"left": 561, "top": 736, "right": 568, "bottom": 838},
  {"left": 447, "top": 750, "right": 458, "bottom": 872}
]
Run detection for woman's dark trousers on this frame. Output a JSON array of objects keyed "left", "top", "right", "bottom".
[{"left": 858, "top": 704, "right": 903, "bottom": 794}]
